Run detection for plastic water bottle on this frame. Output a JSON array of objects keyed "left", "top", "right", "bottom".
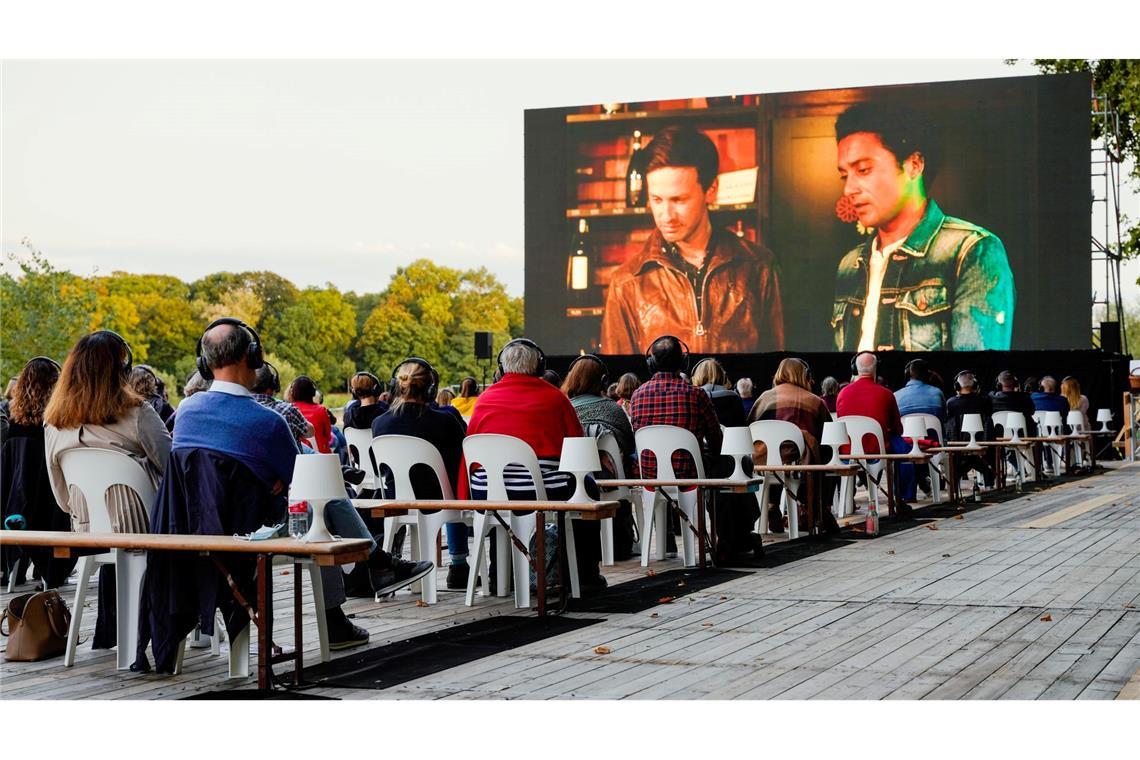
[
  {"left": 972, "top": 481, "right": 981, "bottom": 503},
  {"left": 288, "top": 501, "right": 310, "bottom": 539},
  {"left": 865, "top": 504, "right": 879, "bottom": 537}
]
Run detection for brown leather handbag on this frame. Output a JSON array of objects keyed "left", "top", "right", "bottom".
[{"left": 1, "top": 590, "right": 72, "bottom": 662}]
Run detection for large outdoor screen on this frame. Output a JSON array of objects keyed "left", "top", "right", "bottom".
[{"left": 523, "top": 73, "right": 1091, "bottom": 355}]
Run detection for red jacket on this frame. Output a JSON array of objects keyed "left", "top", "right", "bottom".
[
  {"left": 457, "top": 373, "right": 583, "bottom": 499},
  {"left": 293, "top": 401, "right": 332, "bottom": 454},
  {"left": 835, "top": 376, "right": 902, "bottom": 453}
]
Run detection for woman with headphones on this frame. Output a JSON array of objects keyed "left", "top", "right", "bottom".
[
  {"left": 342, "top": 371, "right": 389, "bottom": 431},
  {"left": 285, "top": 375, "right": 334, "bottom": 453}
]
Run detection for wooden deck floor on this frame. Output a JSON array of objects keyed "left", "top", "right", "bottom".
[{"left": 3, "top": 462, "right": 1138, "bottom": 700}]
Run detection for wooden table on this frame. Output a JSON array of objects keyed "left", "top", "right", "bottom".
[
  {"left": 925, "top": 445, "right": 984, "bottom": 503},
  {"left": 970, "top": 439, "right": 1037, "bottom": 489},
  {"left": 0, "top": 530, "right": 372, "bottom": 691},
  {"left": 353, "top": 499, "right": 619, "bottom": 615},
  {"left": 594, "top": 478, "right": 761, "bottom": 567},
  {"left": 836, "top": 453, "right": 930, "bottom": 516},
  {"left": 753, "top": 464, "right": 858, "bottom": 536}
]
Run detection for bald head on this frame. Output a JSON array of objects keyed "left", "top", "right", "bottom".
[
  {"left": 855, "top": 352, "right": 877, "bottom": 377},
  {"left": 200, "top": 321, "right": 256, "bottom": 388}
]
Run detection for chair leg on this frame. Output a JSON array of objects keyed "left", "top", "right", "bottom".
[
  {"left": 465, "top": 511, "right": 490, "bottom": 606},
  {"left": 174, "top": 637, "right": 187, "bottom": 675},
  {"left": 600, "top": 517, "right": 614, "bottom": 567},
  {"left": 64, "top": 555, "right": 96, "bottom": 667},
  {"left": 756, "top": 478, "right": 772, "bottom": 533},
  {"left": 678, "top": 490, "right": 699, "bottom": 568},
  {"left": 228, "top": 623, "right": 250, "bottom": 679},
  {"left": 564, "top": 515, "right": 581, "bottom": 599},
  {"left": 115, "top": 550, "right": 146, "bottom": 670},
  {"left": 416, "top": 517, "right": 438, "bottom": 605},
  {"left": 6, "top": 558, "right": 20, "bottom": 593},
  {"left": 305, "top": 562, "right": 329, "bottom": 663},
  {"left": 381, "top": 516, "right": 397, "bottom": 553},
  {"left": 639, "top": 489, "right": 657, "bottom": 568},
  {"left": 785, "top": 484, "right": 799, "bottom": 540},
  {"left": 510, "top": 512, "right": 537, "bottom": 609}
]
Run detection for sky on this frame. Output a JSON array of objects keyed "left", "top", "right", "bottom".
[{"left": 5, "top": 58, "right": 1137, "bottom": 307}]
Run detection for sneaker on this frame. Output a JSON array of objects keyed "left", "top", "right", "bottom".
[
  {"left": 895, "top": 501, "right": 915, "bottom": 518},
  {"left": 389, "top": 526, "right": 407, "bottom": 557},
  {"left": 578, "top": 574, "right": 608, "bottom": 595},
  {"left": 325, "top": 608, "right": 370, "bottom": 651},
  {"left": 373, "top": 556, "right": 434, "bottom": 597},
  {"left": 446, "top": 561, "right": 470, "bottom": 590}
]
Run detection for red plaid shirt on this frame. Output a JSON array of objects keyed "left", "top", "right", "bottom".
[{"left": 629, "top": 372, "right": 722, "bottom": 479}]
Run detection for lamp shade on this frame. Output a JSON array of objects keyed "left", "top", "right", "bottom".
[
  {"left": 1043, "top": 411, "right": 1063, "bottom": 434},
  {"left": 560, "top": 437, "right": 601, "bottom": 473},
  {"left": 289, "top": 454, "right": 347, "bottom": 501},
  {"left": 721, "top": 426, "right": 754, "bottom": 457},
  {"left": 821, "top": 421, "right": 850, "bottom": 448},
  {"left": 1096, "top": 408, "right": 1113, "bottom": 423},
  {"left": 961, "top": 414, "right": 984, "bottom": 436},
  {"left": 1066, "top": 410, "right": 1084, "bottom": 431}
]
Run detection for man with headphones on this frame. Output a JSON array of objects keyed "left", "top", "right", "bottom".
[
  {"left": 251, "top": 361, "right": 316, "bottom": 448},
  {"left": 600, "top": 125, "right": 784, "bottom": 355},
  {"left": 894, "top": 358, "right": 946, "bottom": 421},
  {"left": 945, "top": 370, "right": 996, "bottom": 487},
  {"left": 459, "top": 337, "right": 608, "bottom": 594}
]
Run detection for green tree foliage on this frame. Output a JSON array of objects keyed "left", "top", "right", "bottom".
[
  {"left": 357, "top": 259, "right": 524, "bottom": 386},
  {"left": 189, "top": 271, "right": 298, "bottom": 330},
  {"left": 0, "top": 241, "right": 95, "bottom": 380},
  {"left": 95, "top": 273, "right": 198, "bottom": 375},
  {"left": 1033, "top": 59, "right": 1140, "bottom": 263},
  {"left": 262, "top": 286, "right": 357, "bottom": 388}
]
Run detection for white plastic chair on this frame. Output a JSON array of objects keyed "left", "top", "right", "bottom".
[
  {"left": 835, "top": 415, "right": 888, "bottom": 514},
  {"left": 462, "top": 434, "right": 580, "bottom": 608},
  {"left": 748, "top": 420, "right": 806, "bottom": 538},
  {"left": 343, "top": 427, "right": 379, "bottom": 491},
  {"left": 594, "top": 431, "right": 627, "bottom": 566},
  {"left": 370, "top": 434, "right": 461, "bottom": 604},
  {"left": 56, "top": 448, "right": 154, "bottom": 670},
  {"left": 634, "top": 425, "right": 706, "bottom": 568},
  {"left": 993, "top": 411, "right": 1033, "bottom": 484},
  {"left": 1066, "top": 410, "right": 1087, "bottom": 468},
  {"left": 901, "top": 413, "right": 946, "bottom": 504}
]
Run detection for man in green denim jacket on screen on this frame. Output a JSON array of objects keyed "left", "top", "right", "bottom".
[{"left": 831, "top": 101, "right": 1015, "bottom": 352}]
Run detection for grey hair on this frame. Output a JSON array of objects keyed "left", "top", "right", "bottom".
[
  {"left": 183, "top": 371, "right": 212, "bottom": 397},
  {"left": 855, "top": 352, "right": 877, "bottom": 376},
  {"left": 499, "top": 341, "right": 541, "bottom": 376},
  {"left": 1040, "top": 375, "right": 1058, "bottom": 393},
  {"left": 735, "top": 377, "right": 753, "bottom": 397},
  {"left": 820, "top": 376, "right": 839, "bottom": 395},
  {"left": 201, "top": 322, "right": 252, "bottom": 371}
]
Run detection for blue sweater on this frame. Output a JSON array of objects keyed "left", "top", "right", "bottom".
[{"left": 172, "top": 391, "right": 297, "bottom": 491}]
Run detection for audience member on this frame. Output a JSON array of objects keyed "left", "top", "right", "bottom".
[
  {"left": 541, "top": 369, "right": 562, "bottom": 387},
  {"left": 1061, "top": 376, "right": 1090, "bottom": 431},
  {"left": 836, "top": 351, "right": 916, "bottom": 515},
  {"left": 605, "top": 382, "right": 619, "bottom": 401},
  {"left": 736, "top": 377, "right": 755, "bottom": 417},
  {"left": 615, "top": 372, "right": 641, "bottom": 418},
  {"left": 0, "top": 377, "right": 17, "bottom": 420},
  {"left": 894, "top": 358, "right": 946, "bottom": 421},
  {"left": 461, "top": 338, "right": 605, "bottom": 593},
  {"left": 691, "top": 358, "right": 747, "bottom": 427},
  {"left": 944, "top": 370, "right": 996, "bottom": 487},
  {"left": 749, "top": 357, "right": 837, "bottom": 535},
  {"left": 342, "top": 371, "right": 389, "bottom": 431},
  {"left": 561, "top": 354, "right": 637, "bottom": 476},
  {"left": 129, "top": 365, "right": 175, "bottom": 426},
  {"left": 251, "top": 362, "right": 314, "bottom": 448},
  {"left": 1031, "top": 375, "right": 1070, "bottom": 415},
  {"left": 436, "top": 388, "right": 456, "bottom": 407},
  {"left": 452, "top": 377, "right": 480, "bottom": 417},
  {"left": 1021, "top": 376, "right": 1040, "bottom": 395},
  {"left": 286, "top": 375, "right": 333, "bottom": 453},
  {"left": 819, "top": 376, "right": 840, "bottom": 413},
  {"left": 372, "top": 359, "right": 468, "bottom": 590},
  {"left": 991, "top": 370, "right": 1039, "bottom": 436},
  {"left": 1, "top": 356, "right": 74, "bottom": 589}
]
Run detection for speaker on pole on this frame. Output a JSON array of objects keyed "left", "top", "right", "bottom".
[
  {"left": 1100, "top": 321, "right": 1121, "bottom": 354},
  {"left": 474, "top": 331, "right": 494, "bottom": 360}
]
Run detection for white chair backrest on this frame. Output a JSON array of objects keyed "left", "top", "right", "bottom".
[
  {"left": 343, "top": 427, "right": 377, "bottom": 476},
  {"left": 595, "top": 430, "right": 627, "bottom": 479},
  {"left": 1043, "top": 411, "right": 1064, "bottom": 435},
  {"left": 1066, "top": 410, "right": 1085, "bottom": 433},
  {"left": 58, "top": 448, "right": 156, "bottom": 533},
  {"left": 902, "top": 413, "right": 945, "bottom": 445},
  {"left": 748, "top": 419, "right": 805, "bottom": 466},
  {"left": 370, "top": 434, "right": 455, "bottom": 500},
  {"left": 1003, "top": 411, "right": 1028, "bottom": 437},
  {"left": 836, "top": 415, "right": 885, "bottom": 456},
  {"left": 462, "top": 434, "right": 546, "bottom": 500},
  {"left": 634, "top": 425, "right": 705, "bottom": 480},
  {"left": 991, "top": 411, "right": 1009, "bottom": 432}
]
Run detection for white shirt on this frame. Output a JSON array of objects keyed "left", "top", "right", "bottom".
[
  {"left": 207, "top": 379, "right": 253, "bottom": 398},
  {"left": 857, "top": 236, "right": 906, "bottom": 351}
]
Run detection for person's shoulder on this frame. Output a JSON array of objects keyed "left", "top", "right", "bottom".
[
  {"left": 721, "top": 232, "right": 776, "bottom": 268},
  {"left": 608, "top": 234, "right": 661, "bottom": 287}
]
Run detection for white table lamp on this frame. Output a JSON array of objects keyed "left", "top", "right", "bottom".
[
  {"left": 560, "top": 437, "right": 601, "bottom": 504},
  {"left": 289, "top": 453, "right": 345, "bottom": 543},
  {"left": 820, "top": 421, "right": 849, "bottom": 466},
  {"left": 1005, "top": 411, "right": 1027, "bottom": 443},
  {"left": 1066, "top": 410, "right": 1085, "bottom": 435},
  {"left": 721, "top": 426, "right": 755, "bottom": 481},
  {"left": 1043, "top": 411, "right": 1063, "bottom": 436},
  {"left": 902, "top": 416, "right": 927, "bottom": 456},
  {"left": 1096, "top": 408, "right": 1113, "bottom": 432},
  {"left": 961, "top": 414, "right": 984, "bottom": 445}
]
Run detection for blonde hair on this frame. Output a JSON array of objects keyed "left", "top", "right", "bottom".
[
  {"left": 772, "top": 358, "right": 812, "bottom": 391},
  {"left": 691, "top": 358, "right": 728, "bottom": 389},
  {"left": 436, "top": 388, "right": 455, "bottom": 406},
  {"left": 44, "top": 332, "right": 142, "bottom": 429},
  {"left": 1061, "top": 377, "right": 1082, "bottom": 412},
  {"left": 390, "top": 360, "right": 433, "bottom": 412}
]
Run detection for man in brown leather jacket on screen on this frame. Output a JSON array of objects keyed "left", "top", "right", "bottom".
[{"left": 600, "top": 126, "right": 784, "bottom": 354}]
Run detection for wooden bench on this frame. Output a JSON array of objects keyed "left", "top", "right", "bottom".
[{"left": 1, "top": 530, "right": 371, "bottom": 690}]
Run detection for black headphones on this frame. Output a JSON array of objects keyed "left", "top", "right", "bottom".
[
  {"left": 796, "top": 356, "right": 812, "bottom": 380},
  {"left": 646, "top": 335, "right": 690, "bottom": 374},
  {"left": 850, "top": 350, "right": 874, "bottom": 377},
  {"left": 953, "top": 370, "right": 976, "bottom": 392},
  {"left": 195, "top": 317, "right": 264, "bottom": 381},
  {"left": 351, "top": 371, "right": 382, "bottom": 400},
  {"left": 23, "top": 356, "right": 62, "bottom": 372},
  {"left": 568, "top": 353, "right": 609, "bottom": 388},
  {"left": 904, "top": 357, "right": 929, "bottom": 383},
  {"left": 390, "top": 358, "right": 438, "bottom": 400},
  {"left": 496, "top": 338, "right": 547, "bottom": 377},
  {"left": 262, "top": 361, "right": 282, "bottom": 394}
]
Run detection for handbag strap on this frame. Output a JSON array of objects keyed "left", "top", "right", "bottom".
[
  {"left": 41, "top": 594, "right": 71, "bottom": 639},
  {"left": 0, "top": 609, "right": 9, "bottom": 637}
]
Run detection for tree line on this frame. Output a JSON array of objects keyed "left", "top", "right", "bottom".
[{"left": 1, "top": 240, "right": 524, "bottom": 398}]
